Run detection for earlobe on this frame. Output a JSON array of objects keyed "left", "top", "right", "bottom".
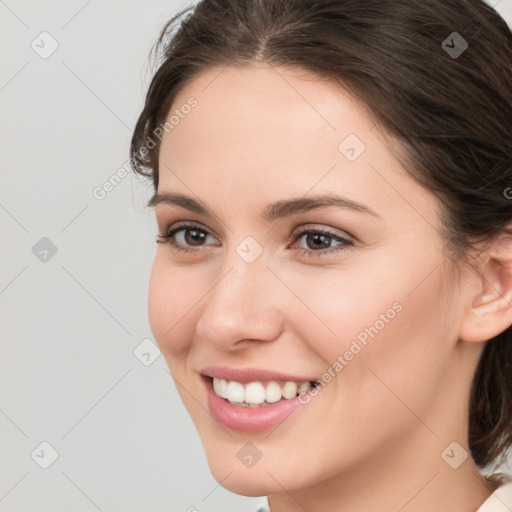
[{"left": 460, "top": 232, "right": 512, "bottom": 343}]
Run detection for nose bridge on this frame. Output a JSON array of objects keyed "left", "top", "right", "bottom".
[{"left": 195, "top": 243, "right": 282, "bottom": 347}]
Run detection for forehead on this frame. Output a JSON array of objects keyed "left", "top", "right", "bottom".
[
  {"left": 157, "top": 64, "right": 437, "bottom": 228},
  {"left": 167, "top": 63, "right": 373, "bottom": 144},
  {"left": 160, "top": 64, "right": 377, "bottom": 173}
]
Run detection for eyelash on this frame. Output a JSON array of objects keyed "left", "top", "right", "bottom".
[{"left": 156, "top": 221, "right": 355, "bottom": 257}]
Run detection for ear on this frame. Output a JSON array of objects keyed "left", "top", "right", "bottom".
[{"left": 459, "top": 230, "right": 512, "bottom": 343}]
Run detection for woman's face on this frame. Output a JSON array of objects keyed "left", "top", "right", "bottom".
[{"left": 148, "top": 64, "right": 474, "bottom": 496}]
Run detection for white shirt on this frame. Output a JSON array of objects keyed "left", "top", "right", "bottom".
[
  {"left": 476, "top": 472, "right": 512, "bottom": 512},
  {"left": 253, "top": 472, "right": 512, "bottom": 512}
]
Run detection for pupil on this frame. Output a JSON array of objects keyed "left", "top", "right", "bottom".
[
  {"left": 308, "top": 233, "right": 330, "bottom": 249},
  {"left": 186, "top": 229, "right": 205, "bottom": 246}
]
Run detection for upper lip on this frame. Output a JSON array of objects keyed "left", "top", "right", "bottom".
[{"left": 200, "top": 366, "right": 318, "bottom": 383}]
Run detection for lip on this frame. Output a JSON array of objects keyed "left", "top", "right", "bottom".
[
  {"left": 202, "top": 374, "right": 309, "bottom": 432},
  {"left": 200, "top": 365, "right": 318, "bottom": 384}
]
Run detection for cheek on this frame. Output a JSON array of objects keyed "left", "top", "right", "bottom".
[
  {"left": 309, "top": 260, "right": 453, "bottom": 425},
  {"left": 276, "top": 261, "right": 408, "bottom": 361},
  {"left": 291, "top": 255, "right": 452, "bottom": 401},
  {"left": 303, "top": 249, "right": 447, "bottom": 345},
  {"left": 148, "top": 256, "right": 201, "bottom": 356}
]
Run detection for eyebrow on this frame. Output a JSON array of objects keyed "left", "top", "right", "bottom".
[{"left": 147, "top": 191, "right": 380, "bottom": 220}]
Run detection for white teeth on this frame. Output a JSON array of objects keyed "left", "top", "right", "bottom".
[
  {"left": 245, "top": 382, "right": 266, "bottom": 404},
  {"left": 282, "top": 381, "right": 298, "bottom": 399},
  {"left": 213, "top": 378, "right": 228, "bottom": 399},
  {"left": 265, "top": 381, "right": 282, "bottom": 403},
  {"left": 212, "top": 377, "right": 314, "bottom": 406},
  {"left": 226, "top": 381, "right": 245, "bottom": 403},
  {"left": 297, "top": 381, "right": 310, "bottom": 394}
]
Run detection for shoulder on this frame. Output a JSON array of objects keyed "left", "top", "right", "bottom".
[{"left": 476, "top": 472, "right": 512, "bottom": 512}]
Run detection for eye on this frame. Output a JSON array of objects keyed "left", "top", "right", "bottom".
[
  {"left": 156, "top": 222, "right": 355, "bottom": 257},
  {"left": 156, "top": 222, "right": 218, "bottom": 253},
  {"left": 290, "top": 225, "right": 354, "bottom": 257}
]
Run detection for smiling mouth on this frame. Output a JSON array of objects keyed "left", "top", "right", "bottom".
[{"left": 208, "top": 376, "right": 319, "bottom": 407}]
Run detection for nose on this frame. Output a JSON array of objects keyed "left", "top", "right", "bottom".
[{"left": 195, "top": 249, "right": 284, "bottom": 351}]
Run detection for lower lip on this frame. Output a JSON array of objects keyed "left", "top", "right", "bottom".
[{"left": 203, "top": 376, "right": 307, "bottom": 433}]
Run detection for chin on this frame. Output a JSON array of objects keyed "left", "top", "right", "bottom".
[
  {"left": 207, "top": 460, "right": 280, "bottom": 497},
  {"left": 202, "top": 438, "right": 318, "bottom": 498}
]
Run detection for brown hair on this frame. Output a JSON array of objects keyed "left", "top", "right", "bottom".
[{"left": 130, "top": 0, "right": 512, "bottom": 470}]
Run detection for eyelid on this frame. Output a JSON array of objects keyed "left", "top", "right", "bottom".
[
  {"left": 158, "top": 220, "right": 353, "bottom": 243},
  {"left": 158, "top": 219, "right": 221, "bottom": 243},
  {"left": 292, "top": 223, "right": 354, "bottom": 242},
  {"left": 160, "top": 221, "right": 220, "bottom": 244},
  {"left": 157, "top": 220, "right": 356, "bottom": 257}
]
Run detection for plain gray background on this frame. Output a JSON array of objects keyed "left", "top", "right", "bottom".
[{"left": 1, "top": 1, "right": 512, "bottom": 511}]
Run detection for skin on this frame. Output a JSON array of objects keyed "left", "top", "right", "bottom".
[{"left": 148, "top": 63, "right": 512, "bottom": 511}]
